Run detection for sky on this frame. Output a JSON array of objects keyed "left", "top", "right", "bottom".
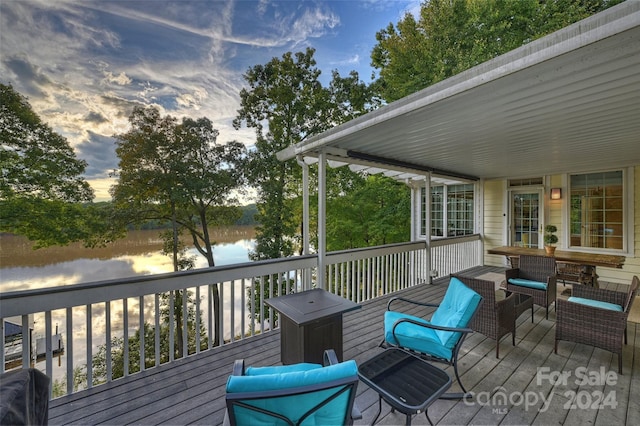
[{"left": 1, "top": 0, "right": 419, "bottom": 202}]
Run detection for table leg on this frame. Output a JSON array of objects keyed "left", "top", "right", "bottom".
[
  {"left": 371, "top": 396, "right": 383, "bottom": 426},
  {"left": 425, "top": 410, "right": 434, "bottom": 426}
]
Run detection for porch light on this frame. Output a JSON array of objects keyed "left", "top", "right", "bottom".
[{"left": 550, "top": 188, "right": 562, "bottom": 200}]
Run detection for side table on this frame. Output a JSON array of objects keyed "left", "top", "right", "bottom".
[
  {"left": 358, "top": 348, "right": 451, "bottom": 426},
  {"left": 514, "top": 293, "right": 533, "bottom": 323}
]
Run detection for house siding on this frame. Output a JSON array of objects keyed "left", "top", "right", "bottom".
[{"left": 482, "top": 166, "right": 638, "bottom": 285}]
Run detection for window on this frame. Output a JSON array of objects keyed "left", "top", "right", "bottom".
[
  {"left": 569, "top": 171, "right": 623, "bottom": 250},
  {"left": 421, "top": 184, "right": 474, "bottom": 237}
]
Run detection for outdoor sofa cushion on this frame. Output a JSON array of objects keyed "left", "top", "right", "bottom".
[
  {"left": 567, "top": 296, "right": 623, "bottom": 312},
  {"left": 507, "top": 278, "right": 547, "bottom": 291}
]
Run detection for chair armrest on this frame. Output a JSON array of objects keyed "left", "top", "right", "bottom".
[
  {"left": 323, "top": 349, "right": 339, "bottom": 366},
  {"left": 505, "top": 268, "right": 519, "bottom": 281},
  {"left": 392, "top": 317, "right": 473, "bottom": 335},
  {"left": 496, "top": 292, "right": 516, "bottom": 312},
  {"left": 557, "top": 299, "right": 627, "bottom": 333},
  {"left": 387, "top": 296, "right": 439, "bottom": 311},
  {"left": 232, "top": 359, "right": 245, "bottom": 376},
  {"left": 572, "top": 286, "right": 626, "bottom": 307}
]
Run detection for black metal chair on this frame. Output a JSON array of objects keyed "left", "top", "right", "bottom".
[{"left": 381, "top": 276, "right": 483, "bottom": 395}]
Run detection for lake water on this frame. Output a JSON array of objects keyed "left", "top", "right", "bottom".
[
  {"left": 0, "top": 226, "right": 257, "bottom": 292},
  {"left": 1, "top": 226, "right": 256, "bottom": 385}
]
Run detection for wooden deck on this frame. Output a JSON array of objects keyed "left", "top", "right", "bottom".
[{"left": 48, "top": 266, "right": 640, "bottom": 425}]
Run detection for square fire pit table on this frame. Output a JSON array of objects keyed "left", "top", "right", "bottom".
[{"left": 265, "top": 288, "right": 360, "bottom": 364}]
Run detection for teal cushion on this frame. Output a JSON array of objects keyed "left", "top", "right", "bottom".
[
  {"left": 568, "top": 297, "right": 623, "bottom": 312},
  {"left": 384, "top": 311, "right": 452, "bottom": 360},
  {"left": 246, "top": 363, "right": 321, "bottom": 376},
  {"left": 227, "top": 360, "right": 357, "bottom": 425},
  {"left": 430, "top": 277, "right": 483, "bottom": 348},
  {"left": 508, "top": 278, "right": 547, "bottom": 290}
]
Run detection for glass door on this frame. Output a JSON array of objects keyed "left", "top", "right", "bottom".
[{"left": 509, "top": 190, "right": 542, "bottom": 248}]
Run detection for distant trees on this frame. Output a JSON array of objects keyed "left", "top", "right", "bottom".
[
  {"left": 371, "top": 0, "right": 622, "bottom": 102},
  {"left": 0, "top": 83, "right": 116, "bottom": 248}
]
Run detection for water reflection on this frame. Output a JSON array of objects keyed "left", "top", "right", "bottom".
[
  {"left": 1, "top": 227, "right": 257, "bottom": 387},
  {"left": 1, "top": 227, "right": 256, "bottom": 291}
]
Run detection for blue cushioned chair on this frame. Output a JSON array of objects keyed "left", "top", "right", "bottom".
[
  {"left": 381, "top": 276, "right": 483, "bottom": 394},
  {"left": 225, "top": 349, "right": 360, "bottom": 425},
  {"left": 505, "top": 254, "right": 557, "bottom": 319}
]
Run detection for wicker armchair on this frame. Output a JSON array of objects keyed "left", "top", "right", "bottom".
[
  {"left": 505, "top": 255, "right": 557, "bottom": 319},
  {"left": 555, "top": 276, "right": 638, "bottom": 374},
  {"left": 452, "top": 274, "right": 516, "bottom": 358}
]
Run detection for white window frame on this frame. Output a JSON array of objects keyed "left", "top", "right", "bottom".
[{"left": 565, "top": 167, "right": 634, "bottom": 256}]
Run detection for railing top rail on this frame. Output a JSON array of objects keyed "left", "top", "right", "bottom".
[
  {"left": 325, "top": 241, "right": 426, "bottom": 264},
  {"left": 0, "top": 255, "right": 318, "bottom": 317},
  {"left": 430, "top": 234, "right": 481, "bottom": 246}
]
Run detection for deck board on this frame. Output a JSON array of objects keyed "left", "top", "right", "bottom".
[{"left": 48, "top": 266, "right": 639, "bottom": 425}]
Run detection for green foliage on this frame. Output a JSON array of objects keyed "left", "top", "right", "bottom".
[
  {"left": 326, "top": 175, "right": 411, "bottom": 250},
  {"left": 371, "top": 0, "right": 623, "bottom": 102},
  {"left": 233, "top": 48, "right": 380, "bottom": 261},
  {"left": 544, "top": 224, "right": 558, "bottom": 245},
  {"left": 1, "top": 83, "right": 93, "bottom": 202},
  {"left": 90, "top": 290, "right": 208, "bottom": 384},
  {"left": 0, "top": 84, "right": 124, "bottom": 247}
]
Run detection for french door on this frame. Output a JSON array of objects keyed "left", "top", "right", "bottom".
[{"left": 509, "top": 190, "right": 543, "bottom": 248}]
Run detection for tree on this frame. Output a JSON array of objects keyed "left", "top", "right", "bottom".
[
  {"left": 233, "top": 48, "right": 380, "bottom": 261},
  {"left": 326, "top": 175, "right": 411, "bottom": 251},
  {"left": 371, "top": 0, "right": 623, "bottom": 102},
  {"left": 112, "top": 106, "right": 246, "bottom": 346},
  {"left": 0, "top": 83, "right": 117, "bottom": 248}
]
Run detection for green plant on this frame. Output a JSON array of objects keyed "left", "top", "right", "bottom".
[{"left": 544, "top": 225, "right": 558, "bottom": 245}]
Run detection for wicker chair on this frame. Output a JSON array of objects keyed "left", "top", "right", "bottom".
[
  {"left": 555, "top": 276, "right": 639, "bottom": 374},
  {"left": 452, "top": 274, "right": 516, "bottom": 358},
  {"left": 505, "top": 255, "right": 557, "bottom": 319}
]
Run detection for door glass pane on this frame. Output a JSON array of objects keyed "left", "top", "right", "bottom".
[{"left": 511, "top": 193, "right": 540, "bottom": 248}]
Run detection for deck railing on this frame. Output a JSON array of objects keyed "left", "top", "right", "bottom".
[{"left": 1, "top": 236, "right": 481, "bottom": 398}]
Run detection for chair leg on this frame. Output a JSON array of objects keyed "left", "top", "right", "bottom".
[
  {"left": 530, "top": 305, "right": 534, "bottom": 323},
  {"left": 554, "top": 339, "right": 558, "bottom": 354},
  {"left": 453, "top": 361, "right": 467, "bottom": 394},
  {"left": 618, "top": 354, "right": 622, "bottom": 375}
]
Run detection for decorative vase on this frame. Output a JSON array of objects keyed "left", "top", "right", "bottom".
[{"left": 544, "top": 245, "right": 556, "bottom": 256}]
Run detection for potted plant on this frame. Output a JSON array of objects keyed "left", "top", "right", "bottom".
[{"left": 544, "top": 225, "right": 558, "bottom": 255}]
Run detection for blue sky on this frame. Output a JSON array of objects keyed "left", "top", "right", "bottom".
[{"left": 1, "top": 0, "right": 418, "bottom": 201}]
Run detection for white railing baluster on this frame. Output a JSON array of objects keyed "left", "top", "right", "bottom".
[
  {"left": 169, "top": 292, "right": 174, "bottom": 362},
  {"left": 106, "top": 302, "right": 112, "bottom": 382},
  {"left": 182, "top": 288, "right": 188, "bottom": 358},
  {"left": 86, "top": 304, "right": 93, "bottom": 387},
  {"left": 154, "top": 293, "right": 160, "bottom": 367},
  {"left": 66, "top": 308, "right": 72, "bottom": 394},
  {"left": 139, "top": 296, "right": 144, "bottom": 371}
]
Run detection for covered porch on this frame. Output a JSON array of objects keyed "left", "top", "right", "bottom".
[
  {"left": 277, "top": 1, "right": 640, "bottom": 286},
  {"left": 47, "top": 266, "right": 640, "bottom": 425}
]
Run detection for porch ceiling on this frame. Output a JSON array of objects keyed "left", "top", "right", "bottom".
[{"left": 277, "top": 2, "right": 640, "bottom": 181}]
